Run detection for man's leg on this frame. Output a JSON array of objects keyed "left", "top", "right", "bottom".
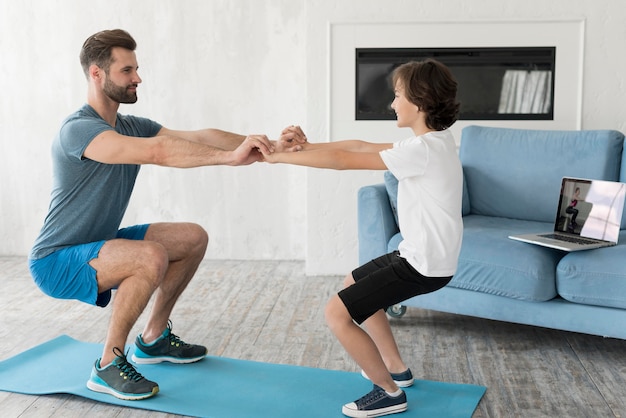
[
  {"left": 89, "top": 238, "right": 170, "bottom": 366},
  {"left": 85, "top": 222, "right": 207, "bottom": 400},
  {"left": 136, "top": 222, "right": 208, "bottom": 343},
  {"left": 89, "top": 222, "right": 208, "bottom": 365}
]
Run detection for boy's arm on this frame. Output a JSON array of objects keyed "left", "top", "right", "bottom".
[
  {"left": 263, "top": 144, "right": 391, "bottom": 170},
  {"left": 302, "top": 139, "right": 390, "bottom": 153}
]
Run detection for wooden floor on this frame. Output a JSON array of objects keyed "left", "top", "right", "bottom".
[{"left": 1, "top": 255, "right": 625, "bottom": 418}]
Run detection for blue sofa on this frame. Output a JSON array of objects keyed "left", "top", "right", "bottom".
[{"left": 357, "top": 126, "right": 626, "bottom": 339}]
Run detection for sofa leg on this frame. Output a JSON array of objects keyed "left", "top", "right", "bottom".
[{"left": 386, "top": 304, "right": 407, "bottom": 318}]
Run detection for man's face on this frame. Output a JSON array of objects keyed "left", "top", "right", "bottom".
[{"left": 102, "top": 47, "right": 142, "bottom": 104}]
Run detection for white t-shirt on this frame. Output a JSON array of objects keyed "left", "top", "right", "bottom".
[{"left": 380, "top": 129, "right": 463, "bottom": 277}]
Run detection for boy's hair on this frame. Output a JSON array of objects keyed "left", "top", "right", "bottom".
[
  {"left": 79, "top": 29, "right": 137, "bottom": 79},
  {"left": 392, "top": 59, "right": 460, "bottom": 131}
]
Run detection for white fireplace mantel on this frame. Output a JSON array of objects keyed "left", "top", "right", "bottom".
[{"left": 329, "top": 19, "right": 585, "bottom": 143}]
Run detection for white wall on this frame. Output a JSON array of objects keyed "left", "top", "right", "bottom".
[
  {"left": 304, "top": 0, "right": 626, "bottom": 274},
  {"left": 1, "top": 1, "right": 625, "bottom": 275},
  {"left": 0, "top": 0, "right": 308, "bottom": 261}
]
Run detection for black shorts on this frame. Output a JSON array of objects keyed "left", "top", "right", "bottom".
[{"left": 338, "top": 251, "right": 452, "bottom": 324}]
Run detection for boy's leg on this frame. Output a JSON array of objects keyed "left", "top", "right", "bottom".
[
  {"left": 362, "top": 310, "right": 409, "bottom": 374},
  {"left": 326, "top": 290, "right": 407, "bottom": 417},
  {"left": 325, "top": 275, "right": 399, "bottom": 395},
  {"left": 341, "top": 274, "right": 409, "bottom": 376}
]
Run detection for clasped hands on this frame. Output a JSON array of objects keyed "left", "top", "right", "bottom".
[{"left": 232, "top": 125, "right": 307, "bottom": 165}]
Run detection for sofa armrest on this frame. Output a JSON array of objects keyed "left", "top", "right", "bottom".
[{"left": 357, "top": 184, "right": 400, "bottom": 265}]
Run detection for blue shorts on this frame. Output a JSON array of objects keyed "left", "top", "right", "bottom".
[{"left": 28, "top": 224, "right": 150, "bottom": 308}]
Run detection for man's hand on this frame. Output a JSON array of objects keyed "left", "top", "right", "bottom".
[
  {"left": 275, "top": 125, "right": 307, "bottom": 152},
  {"left": 230, "top": 134, "right": 275, "bottom": 166},
  {"left": 260, "top": 146, "right": 280, "bottom": 164}
]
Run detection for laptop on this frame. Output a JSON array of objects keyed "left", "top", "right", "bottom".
[{"left": 509, "top": 177, "right": 626, "bottom": 251}]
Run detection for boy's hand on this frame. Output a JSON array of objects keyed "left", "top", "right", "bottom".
[{"left": 275, "top": 125, "right": 307, "bottom": 152}]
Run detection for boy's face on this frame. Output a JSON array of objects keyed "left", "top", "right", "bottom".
[{"left": 391, "top": 82, "right": 420, "bottom": 129}]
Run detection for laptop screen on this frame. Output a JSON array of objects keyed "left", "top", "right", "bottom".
[{"left": 555, "top": 178, "right": 626, "bottom": 242}]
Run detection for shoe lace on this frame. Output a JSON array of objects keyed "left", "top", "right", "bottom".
[
  {"left": 112, "top": 347, "right": 145, "bottom": 382},
  {"left": 165, "top": 320, "right": 191, "bottom": 348},
  {"left": 357, "top": 386, "right": 387, "bottom": 407}
]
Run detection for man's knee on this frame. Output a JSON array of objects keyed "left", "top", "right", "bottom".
[
  {"left": 175, "top": 223, "right": 208, "bottom": 259},
  {"left": 139, "top": 241, "right": 170, "bottom": 282},
  {"left": 145, "top": 222, "right": 208, "bottom": 259},
  {"left": 187, "top": 223, "right": 209, "bottom": 253}
]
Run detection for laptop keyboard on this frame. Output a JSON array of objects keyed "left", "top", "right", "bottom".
[{"left": 540, "top": 233, "right": 600, "bottom": 245}]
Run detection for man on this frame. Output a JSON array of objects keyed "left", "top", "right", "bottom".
[{"left": 28, "top": 29, "right": 306, "bottom": 401}]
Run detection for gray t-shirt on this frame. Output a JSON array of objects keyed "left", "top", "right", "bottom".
[{"left": 30, "top": 104, "right": 162, "bottom": 259}]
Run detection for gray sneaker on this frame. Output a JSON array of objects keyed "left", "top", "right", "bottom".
[
  {"left": 87, "top": 347, "right": 159, "bottom": 400},
  {"left": 132, "top": 320, "right": 207, "bottom": 364}
]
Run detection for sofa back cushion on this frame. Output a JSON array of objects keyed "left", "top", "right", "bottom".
[
  {"left": 384, "top": 171, "right": 471, "bottom": 219},
  {"left": 619, "top": 137, "right": 626, "bottom": 228},
  {"left": 460, "top": 126, "right": 624, "bottom": 222}
]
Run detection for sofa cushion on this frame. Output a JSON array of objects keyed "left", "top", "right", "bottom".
[
  {"left": 386, "top": 215, "right": 565, "bottom": 301},
  {"left": 384, "top": 171, "right": 399, "bottom": 225},
  {"left": 449, "top": 215, "right": 565, "bottom": 301},
  {"left": 556, "top": 231, "right": 626, "bottom": 309},
  {"left": 460, "top": 126, "right": 624, "bottom": 223},
  {"left": 619, "top": 137, "right": 626, "bottom": 228}
]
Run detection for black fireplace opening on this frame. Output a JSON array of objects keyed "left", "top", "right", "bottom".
[{"left": 356, "top": 47, "right": 556, "bottom": 121}]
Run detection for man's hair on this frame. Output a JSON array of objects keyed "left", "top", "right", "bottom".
[
  {"left": 392, "top": 59, "right": 460, "bottom": 131},
  {"left": 79, "top": 29, "right": 137, "bottom": 79}
]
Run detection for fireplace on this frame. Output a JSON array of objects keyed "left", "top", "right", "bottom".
[
  {"left": 327, "top": 20, "right": 583, "bottom": 142},
  {"left": 355, "top": 47, "right": 555, "bottom": 121}
]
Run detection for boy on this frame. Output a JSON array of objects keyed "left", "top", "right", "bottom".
[{"left": 262, "top": 59, "right": 463, "bottom": 417}]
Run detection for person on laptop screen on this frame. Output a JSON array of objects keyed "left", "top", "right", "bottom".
[
  {"left": 565, "top": 186, "right": 582, "bottom": 233},
  {"left": 509, "top": 177, "right": 626, "bottom": 252}
]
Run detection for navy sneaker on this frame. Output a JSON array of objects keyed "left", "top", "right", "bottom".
[
  {"left": 132, "top": 320, "right": 207, "bottom": 364},
  {"left": 87, "top": 347, "right": 159, "bottom": 400},
  {"left": 361, "top": 368, "right": 414, "bottom": 387},
  {"left": 342, "top": 385, "right": 407, "bottom": 417}
]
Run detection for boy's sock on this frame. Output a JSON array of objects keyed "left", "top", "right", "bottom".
[{"left": 386, "top": 388, "right": 403, "bottom": 397}]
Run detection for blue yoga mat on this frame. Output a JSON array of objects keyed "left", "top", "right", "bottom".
[{"left": 0, "top": 335, "right": 485, "bottom": 417}]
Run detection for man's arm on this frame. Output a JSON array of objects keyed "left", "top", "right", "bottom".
[
  {"left": 83, "top": 130, "right": 272, "bottom": 168},
  {"left": 162, "top": 125, "right": 308, "bottom": 152},
  {"left": 160, "top": 127, "right": 245, "bottom": 151}
]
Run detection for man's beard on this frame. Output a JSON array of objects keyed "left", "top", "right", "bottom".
[{"left": 103, "top": 76, "right": 138, "bottom": 104}]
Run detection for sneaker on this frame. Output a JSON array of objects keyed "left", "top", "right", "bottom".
[
  {"left": 361, "top": 368, "right": 414, "bottom": 387},
  {"left": 131, "top": 320, "right": 207, "bottom": 364},
  {"left": 86, "top": 347, "right": 159, "bottom": 400},
  {"left": 342, "top": 385, "right": 407, "bottom": 417}
]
